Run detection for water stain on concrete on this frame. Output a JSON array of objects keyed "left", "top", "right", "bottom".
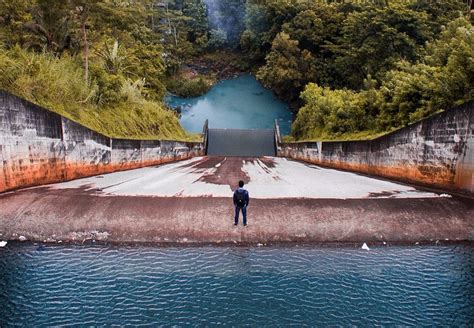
[
  {"left": 368, "top": 191, "right": 400, "bottom": 198},
  {"left": 198, "top": 157, "right": 251, "bottom": 190}
]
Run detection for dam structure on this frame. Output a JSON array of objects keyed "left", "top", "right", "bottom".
[
  {"left": 0, "top": 90, "right": 473, "bottom": 244},
  {"left": 206, "top": 128, "right": 276, "bottom": 157}
]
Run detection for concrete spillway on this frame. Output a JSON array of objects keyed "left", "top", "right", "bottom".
[
  {"left": 0, "top": 156, "right": 472, "bottom": 244},
  {"left": 207, "top": 129, "right": 275, "bottom": 157}
]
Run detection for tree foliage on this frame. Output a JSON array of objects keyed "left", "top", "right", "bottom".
[
  {"left": 331, "top": 5, "right": 432, "bottom": 89},
  {"left": 0, "top": 0, "right": 472, "bottom": 141},
  {"left": 241, "top": 0, "right": 472, "bottom": 139},
  {"left": 257, "top": 32, "right": 317, "bottom": 101},
  {"left": 292, "top": 17, "right": 474, "bottom": 140},
  {"left": 0, "top": 0, "right": 187, "bottom": 139}
]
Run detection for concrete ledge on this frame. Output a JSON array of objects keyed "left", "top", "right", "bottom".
[
  {"left": 279, "top": 101, "right": 474, "bottom": 195},
  {"left": 0, "top": 187, "right": 472, "bottom": 243},
  {"left": 0, "top": 91, "right": 204, "bottom": 193}
]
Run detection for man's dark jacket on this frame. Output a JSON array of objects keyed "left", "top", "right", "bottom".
[{"left": 233, "top": 187, "right": 249, "bottom": 207}]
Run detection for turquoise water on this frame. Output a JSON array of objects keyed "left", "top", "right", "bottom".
[
  {"left": 166, "top": 75, "right": 293, "bottom": 135},
  {"left": 1, "top": 244, "right": 473, "bottom": 326}
]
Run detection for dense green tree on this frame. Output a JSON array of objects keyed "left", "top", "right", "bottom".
[
  {"left": 408, "top": 0, "right": 467, "bottom": 33},
  {"left": 71, "top": 0, "right": 104, "bottom": 81},
  {"left": 292, "top": 80, "right": 380, "bottom": 139},
  {"left": 281, "top": 6, "right": 341, "bottom": 54},
  {"left": 281, "top": 5, "right": 343, "bottom": 87},
  {"left": 330, "top": 5, "right": 432, "bottom": 89},
  {"left": 244, "top": 2, "right": 358, "bottom": 97},
  {"left": 240, "top": 0, "right": 273, "bottom": 62},
  {"left": 207, "top": 28, "right": 227, "bottom": 49},
  {"left": 0, "top": 0, "right": 34, "bottom": 46},
  {"left": 0, "top": 0, "right": 181, "bottom": 139},
  {"left": 377, "top": 17, "right": 474, "bottom": 128},
  {"left": 183, "top": 0, "right": 208, "bottom": 45},
  {"left": 96, "top": 39, "right": 128, "bottom": 75},
  {"left": 1, "top": 0, "right": 472, "bottom": 141},
  {"left": 293, "top": 17, "right": 473, "bottom": 140},
  {"left": 23, "top": 0, "right": 73, "bottom": 54},
  {"left": 154, "top": 2, "right": 195, "bottom": 73},
  {"left": 248, "top": 0, "right": 469, "bottom": 106},
  {"left": 129, "top": 42, "right": 166, "bottom": 99},
  {"left": 257, "top": 32, "right": 317, "bottom": 102}
]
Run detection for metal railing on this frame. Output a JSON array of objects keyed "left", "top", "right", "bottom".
[
  {"left": 274, "top": 119, "right": 282, "bottom": 156},
  {"left": 202, "top": 119, "right": 209, "bottom": 155}
]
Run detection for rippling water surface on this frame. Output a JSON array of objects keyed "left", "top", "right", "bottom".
[{"left": 0, "top": 244, "right": 472, "bottom": 326}]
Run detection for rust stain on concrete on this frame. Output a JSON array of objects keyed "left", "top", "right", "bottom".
[
  {"left": 283, "top": 155, "right": 469, "bottom": 195},
  {"left": 0, "top": 155, "right": 471, "bottom": 244},
  {"left": 1, "top": 155, "right": 200, "bottom": 193},
  {"left": 260, "top": 157, "right": 276, "bottom": 169},
  {"left": 278, "top": 101, "right": 474, "bottom": 194},
  {"left": 0, "top": 90, "right": 204, "bottom": 193}
]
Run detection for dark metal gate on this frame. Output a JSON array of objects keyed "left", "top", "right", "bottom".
[{"left": 206, "top": 128, "right": 275, "bottom": 157}]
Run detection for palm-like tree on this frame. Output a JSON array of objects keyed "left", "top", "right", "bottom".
[
  {"left": 23, "top": 0, "right": 72, "bottom": 54},
  {"left": 97, "top": 39, "right": 132, "bottom": 75}
]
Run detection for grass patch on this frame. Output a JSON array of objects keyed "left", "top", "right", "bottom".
[
  {"left": 166, "top": 76, "right": 212, "bottom": 98},
  {"left": 283, "top": 129, "right": 394, "bottom": 143},
  {"left": 0, "top": 46, "right": 198, "bottom": 141},
  {"left": 166, "top": 50, "right": 248, "bottom": 98}
]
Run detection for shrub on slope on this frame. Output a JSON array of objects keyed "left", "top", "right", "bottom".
[{"left": 0, "top": 46, "right": 187, "bottom": 140}]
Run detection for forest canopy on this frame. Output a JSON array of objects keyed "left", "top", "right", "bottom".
[
  {"left": 0, "top": 0, "right": 472, "bottom": 140},
  {"left": 241, "top": 0, "right": 473, "bottom": 139}
]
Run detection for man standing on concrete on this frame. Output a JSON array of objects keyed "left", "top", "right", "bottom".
[{"left": 233, "top": 180, "right": 249, "bottom": 226}]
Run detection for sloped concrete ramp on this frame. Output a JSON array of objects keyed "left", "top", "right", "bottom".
[
  {"left": 0, "top": 156, "right": 472, "bottom": 244},
  {"left": 207, "top": 129, "right": 275, "bottom": 157}
]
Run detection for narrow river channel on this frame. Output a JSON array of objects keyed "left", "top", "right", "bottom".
[{"left": 166, "top": 74, "right": 293, "bottom": 134}]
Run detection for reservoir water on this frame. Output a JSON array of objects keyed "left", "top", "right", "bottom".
[
  {"left": 165, "top": 75, "right": 293, "bottom": 135},
  {"left": 1, "top": 244, "right": 472, "bottom": 326}
]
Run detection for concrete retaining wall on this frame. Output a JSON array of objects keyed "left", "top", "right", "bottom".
[
  {"left": 0, "top": 91, "right": 204, "bottom": 193},
  {"left": 279, "top": 101, "right": 474, "bottom": 194}
]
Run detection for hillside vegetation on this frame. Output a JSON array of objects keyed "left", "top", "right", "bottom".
[
  {"left": 241, "top": 0, "right": 473, "bottom": 140},
  {"left": 0, "top": 0, "right": 472, "bottom": 140},
  {"left": 0, "top": 0, "right": 188, "bottom": 139}
]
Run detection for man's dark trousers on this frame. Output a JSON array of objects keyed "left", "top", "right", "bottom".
[{"left": 235, "top": 205, "right": 247, "bottom": 225}]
